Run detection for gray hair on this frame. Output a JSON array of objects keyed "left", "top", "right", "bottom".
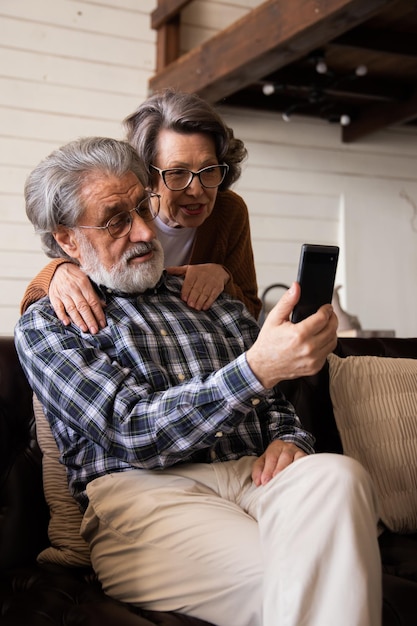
[
  {"left": 123, "top": 89, "right": 247, "bottom": 190},
  {"left": 24, "top": 137, "right": 147, "bottom": 258}
]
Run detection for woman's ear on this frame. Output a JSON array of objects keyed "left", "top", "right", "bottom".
[{"left": 53, "top": 226, "right": 81, "bottom": 261}]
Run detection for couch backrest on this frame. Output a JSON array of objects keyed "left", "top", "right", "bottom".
[
  {"left": 0, "top": 337, "right": 49, "bottom": 570},
  {"left": 280, "top": 336, "right": 417, "bottom": 453}
]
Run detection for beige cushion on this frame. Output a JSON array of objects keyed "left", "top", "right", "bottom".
[
  {"left": 33, "top": 395, "right": 91, "bottom": 566},
  {"left": 328, "top": 354, "right": 417, "bottom": 534}
]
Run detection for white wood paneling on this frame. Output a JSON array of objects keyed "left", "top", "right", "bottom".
[
  {"left": 0, "top": 108, "right": 122, "bottom": 144},
  {"left": 0, "top": 2, "right": 155, "bottom": 42},
  {"left": 0, "top": 77, "right": 144, "bottom": 121},
  {"left": 0, "top": 16, "right": 155, "bottom": 67},
  {"left": 80, "top": 0, "right": 155, "bottom": 10},
  {"left": 0, "top": 47, "right": 150, "bottom": 94}
]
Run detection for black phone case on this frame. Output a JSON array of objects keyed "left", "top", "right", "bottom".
[{"left": 291, "top": 244, "right": 339, "bottom": 323}]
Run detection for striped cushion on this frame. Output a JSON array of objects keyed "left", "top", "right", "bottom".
[
  {"left": 328, "top": 354, "right": 417, "bottom": 533},
  {"left": 33, "top": 395, "right": 91, "bottom": 566}
]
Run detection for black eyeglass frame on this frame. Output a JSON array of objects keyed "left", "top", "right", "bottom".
[
  {"left": 150, "top": 164, "right": 229, "bottom": 191},
  {"left": 77, "top": 192, "right": 160, "bottom": 239}
]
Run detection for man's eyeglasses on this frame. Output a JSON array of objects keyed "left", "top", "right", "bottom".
[
  {"left": 150, "top": 164, "right": 229, "bottom": 191},
  {"left": 77, "top": 193, "right": 160, "bottom": 239}
]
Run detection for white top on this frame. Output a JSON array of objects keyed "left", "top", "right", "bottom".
[{"left": 154, "top": 216, "right": 197, "bottom": 266}]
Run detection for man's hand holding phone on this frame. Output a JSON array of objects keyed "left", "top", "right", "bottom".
[{"left": 247, "top": 282, "right": 338, "bottom": 389}]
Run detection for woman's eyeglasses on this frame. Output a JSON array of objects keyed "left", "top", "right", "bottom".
[
  {"left": 150, "top": 164, "right": 229, "bottom": 191},
  {"left": 77, "top": 193, "right": 160, "bottom": 239}
]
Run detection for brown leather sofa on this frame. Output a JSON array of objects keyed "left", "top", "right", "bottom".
[{"left": 1, "top": 335, "right": 417, "bottom": 625}]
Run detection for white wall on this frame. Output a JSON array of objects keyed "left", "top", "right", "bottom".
[{"left": 1, "top": 0, "right": 417, "bottom": 337}]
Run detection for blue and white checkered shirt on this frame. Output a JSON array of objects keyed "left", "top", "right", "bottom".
[{"left": 15, "top": 273, "right": 315, "bottom": 511}]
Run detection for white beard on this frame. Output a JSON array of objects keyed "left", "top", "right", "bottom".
[{"left": 76, "top": 233, "right": 165, "bottom": 293}]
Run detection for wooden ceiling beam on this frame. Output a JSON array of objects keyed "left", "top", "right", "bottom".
[
  {"left": 151, "top": 0, "right": 192, "bottom": 30},
  {"left": 342, "top": 87, "right": 417, "bottom": 142},
  {"left": 149, "top": 0, "right": 397, "bottom": 103},
  {"left": 152, "top": 1, "right": 193, "bottom": 72},
  {"left": 155, "top": 17, "right": 181, "bottom": 70}
]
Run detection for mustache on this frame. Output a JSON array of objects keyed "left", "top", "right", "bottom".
[{"left": 125, "top": 241, "right": 160, "bottom": 262}]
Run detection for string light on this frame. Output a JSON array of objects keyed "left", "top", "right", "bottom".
[
  {"left": 262, "top": 51, "right": 367, "bottom": 127},
  {"left": 315, "top": 58, "right": 328, "bottom": 74},
  {"left": 262, "top": 83, "right": 275, "bottom": 96}
]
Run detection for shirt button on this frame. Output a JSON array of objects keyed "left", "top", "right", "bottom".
[
  {"left": 160, "top": 329, "right": 168, "bottom": 336},
  {"left": 210, "top": 450, "right": 217, "bottom": 461},
  {"left": 251, "top": 397, "right": 261, "bottom": 406},
  {"left": 214, "top": 431, "right": 223, "bottom": 438},
  {"left": 178, "top": 373, "right": 185, "bottom": 381}
]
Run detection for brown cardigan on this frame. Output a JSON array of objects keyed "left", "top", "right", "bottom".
[{"left": 21, "top": 189, "right": 262, "bottom": 319}]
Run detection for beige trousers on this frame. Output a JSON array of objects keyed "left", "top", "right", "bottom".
[{"left": 81, "top": 453, "right": 382, "bottom": 626}]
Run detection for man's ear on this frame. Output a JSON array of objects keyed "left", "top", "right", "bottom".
[{"left": 53, "top": 226, "right": 81, "bottom": 261}]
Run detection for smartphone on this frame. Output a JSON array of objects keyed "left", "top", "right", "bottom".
[{"left": 291, "top": 244, "right": 339, "bottom": 323}]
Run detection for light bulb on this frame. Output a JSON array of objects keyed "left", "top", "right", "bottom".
[
  {"left": 262, "top": 83, "right": 275, "bottom": 96},
  {"left": 340, "top": 114, "right": 351, "bottom": 126},
  {"left": 315, "top": 60, "right": 328, "bottom": 74},
  {"left": 355, "top": 65, "right": 368, "bottom": 77}
]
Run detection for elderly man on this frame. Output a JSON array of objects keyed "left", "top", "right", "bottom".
[{"left": 15, "top": 136, "right": 381, "bottom": 626}]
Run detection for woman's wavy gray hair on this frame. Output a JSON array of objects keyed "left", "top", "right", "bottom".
[
  {"left": 124, "top": 89, "right": 247, "bottom": 190},
  {"left": 24, "top": 137, "right": 147, "bottom": 259}
]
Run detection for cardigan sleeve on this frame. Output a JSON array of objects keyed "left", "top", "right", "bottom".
[{"left": 20, "top": 258, "right": 72, "bottom": 314}]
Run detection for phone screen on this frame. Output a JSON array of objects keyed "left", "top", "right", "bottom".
[{"left": 291, "top": 244, "right": 339, "bottom": 323}]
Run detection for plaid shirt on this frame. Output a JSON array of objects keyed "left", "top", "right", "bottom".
[{"left": 15, "top": 273, "right": 315, "bottom": 511}]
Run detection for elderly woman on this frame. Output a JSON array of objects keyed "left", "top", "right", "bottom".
[{"left": 21, "top": 89, "right": 261, "bottom": 331}]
